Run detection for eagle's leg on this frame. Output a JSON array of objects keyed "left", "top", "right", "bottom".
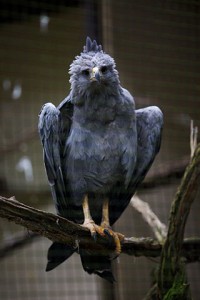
[
  {"left": 82, "top": 194, "right": 96, "bottom": 238},
  {"left": 82, "top": 194, "right": 105, "bottom": 239},
  {"left": 100, "top": 197, "right": 110, "bottom": 229},
  {"left": 100, "top": 198, "right": 124, "bottom": 256},
  {"left": 82, "top": 195, "right": 124, "bottom": 256}
]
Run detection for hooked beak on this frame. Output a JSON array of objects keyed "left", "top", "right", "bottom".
[{"left": 90, "top": 67, "right": 101, "bottom": 82}]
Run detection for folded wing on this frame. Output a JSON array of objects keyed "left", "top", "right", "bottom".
[{"left": 109, "top": 106, "right": 163, "bottom": 225}]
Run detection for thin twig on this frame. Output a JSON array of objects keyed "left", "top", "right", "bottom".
[
  {"left": 0, "top": 231, "right": 38, "bottom": 258},
  {"left": 130, "top": 195, "right": 167, "bottom": 243},
  {"left": 190, "top": 120, "right": 198, "bottom": 158}
]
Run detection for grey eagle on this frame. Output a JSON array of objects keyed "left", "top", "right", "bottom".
[{"left": 38, "top": 37, "right": 163, "bottom": 283}]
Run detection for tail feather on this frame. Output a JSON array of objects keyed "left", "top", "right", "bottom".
[
  {"left": 46, "top": 242, "right": 75, "bottom": 272},
  {"left": 46, "top": 242, "right": 115, "bottom": 283},
  {"left": 80, "top": 250, "right": 115, "bottom": 283}
]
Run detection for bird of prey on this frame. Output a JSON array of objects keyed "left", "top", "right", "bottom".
[{"left": 38, "top": 37, "right": 163, "bottom": 283}]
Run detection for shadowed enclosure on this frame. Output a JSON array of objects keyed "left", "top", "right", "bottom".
[{"left": 0, "top": 1, "right": 200, "bottom": 299}]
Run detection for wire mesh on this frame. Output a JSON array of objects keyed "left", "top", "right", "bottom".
[{"left": 0, "top": 1, "right": 200, "bottom": 299}]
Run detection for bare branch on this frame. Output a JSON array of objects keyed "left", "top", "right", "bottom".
[
  {"left": 190, "top": 120, "right": 198, "bottom": 158},
  {"left": 0, "top": 195, "right": 200, "bottom": 262},
  {"left": 130, "top": 195, "right": 167, "bottom": 243},
  {"left": 0, "top": 231, "right": 38, "bottom": 258}
]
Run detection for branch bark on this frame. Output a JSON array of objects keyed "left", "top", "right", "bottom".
[
  {"left": 0, "top": 195, "right": 200, "bottom": 262},
  {"left": 156, "top": 143, "right": 200, "bottom": 299}
]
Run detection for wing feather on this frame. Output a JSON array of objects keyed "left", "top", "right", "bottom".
[
  {"left": 38, "top": 98, "right": 73, "bottom": 214},
  {"left": 109, "top": 106, "right": 163, "bottom": 225},
  {"left": 132, "top": 106, "right": 163, "bottom": 185}
]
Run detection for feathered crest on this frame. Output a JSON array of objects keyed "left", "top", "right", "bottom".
[{"left": 83, "top": 37, "right": 102, "bottom": 53}]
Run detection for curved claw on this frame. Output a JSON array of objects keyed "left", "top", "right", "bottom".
[
  {"left": 82, "top": 220, "right": 124, "bottom": 259},
  {"left": 104, "top": 228, "right": 113, "bottom": 239},
  {"left": 103, "top": 228, "right": 122, "bottom": 257}
]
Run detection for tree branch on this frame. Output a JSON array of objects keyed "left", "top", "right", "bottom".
[
  {"left": 130, "top": 195, "right": 167, "bottom": 243},
  {"left": 190, "top": 120, "right": 198, "bottom": 158},
  {"left": 0, "top": 195, "right": 200, "bottom": 261},
  {"left": 157, "top": 143, "right": 200, "bottom": 299}
]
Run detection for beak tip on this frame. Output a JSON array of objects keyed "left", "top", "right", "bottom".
[{"left": 91, "top": 67, "right": 101, "bottom": 82}]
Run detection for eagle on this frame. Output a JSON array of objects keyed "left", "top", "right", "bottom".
[{"left": 38, "top": 37, "right": 163, "bottom": 283}]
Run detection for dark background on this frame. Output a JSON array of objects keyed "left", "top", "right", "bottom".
[{"left": 0, "top": 1, "right": 200, "bottom": 299}]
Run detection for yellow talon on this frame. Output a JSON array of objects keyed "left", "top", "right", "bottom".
[{"left": 82, "top": 194, "right": 124, "bottom": 258}]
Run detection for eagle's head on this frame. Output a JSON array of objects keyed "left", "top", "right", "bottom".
[{"left": 69, "top": 37, "right": 120, "bottom": 102}]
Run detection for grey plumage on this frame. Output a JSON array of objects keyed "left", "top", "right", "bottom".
[{"left": 38, "top": 37, "right": 163, "bottom": 282}]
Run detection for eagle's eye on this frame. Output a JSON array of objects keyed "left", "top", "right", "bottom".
[
  {"left": 101, "top": 66, "right": 108, "bottom": 74},
  {"left": 82, "top": 69, "right": 90, "bottom": 76}
]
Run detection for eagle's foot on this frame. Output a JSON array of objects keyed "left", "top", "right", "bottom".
[
  {"left": 82, "top": 220, "right": 124, "bottom": 257},
  {"left": 103, "top": 227, "right": 124, "bottom": 258},
  {"left": 82, "top": 219, "right": 105, "bottom": 240}
]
